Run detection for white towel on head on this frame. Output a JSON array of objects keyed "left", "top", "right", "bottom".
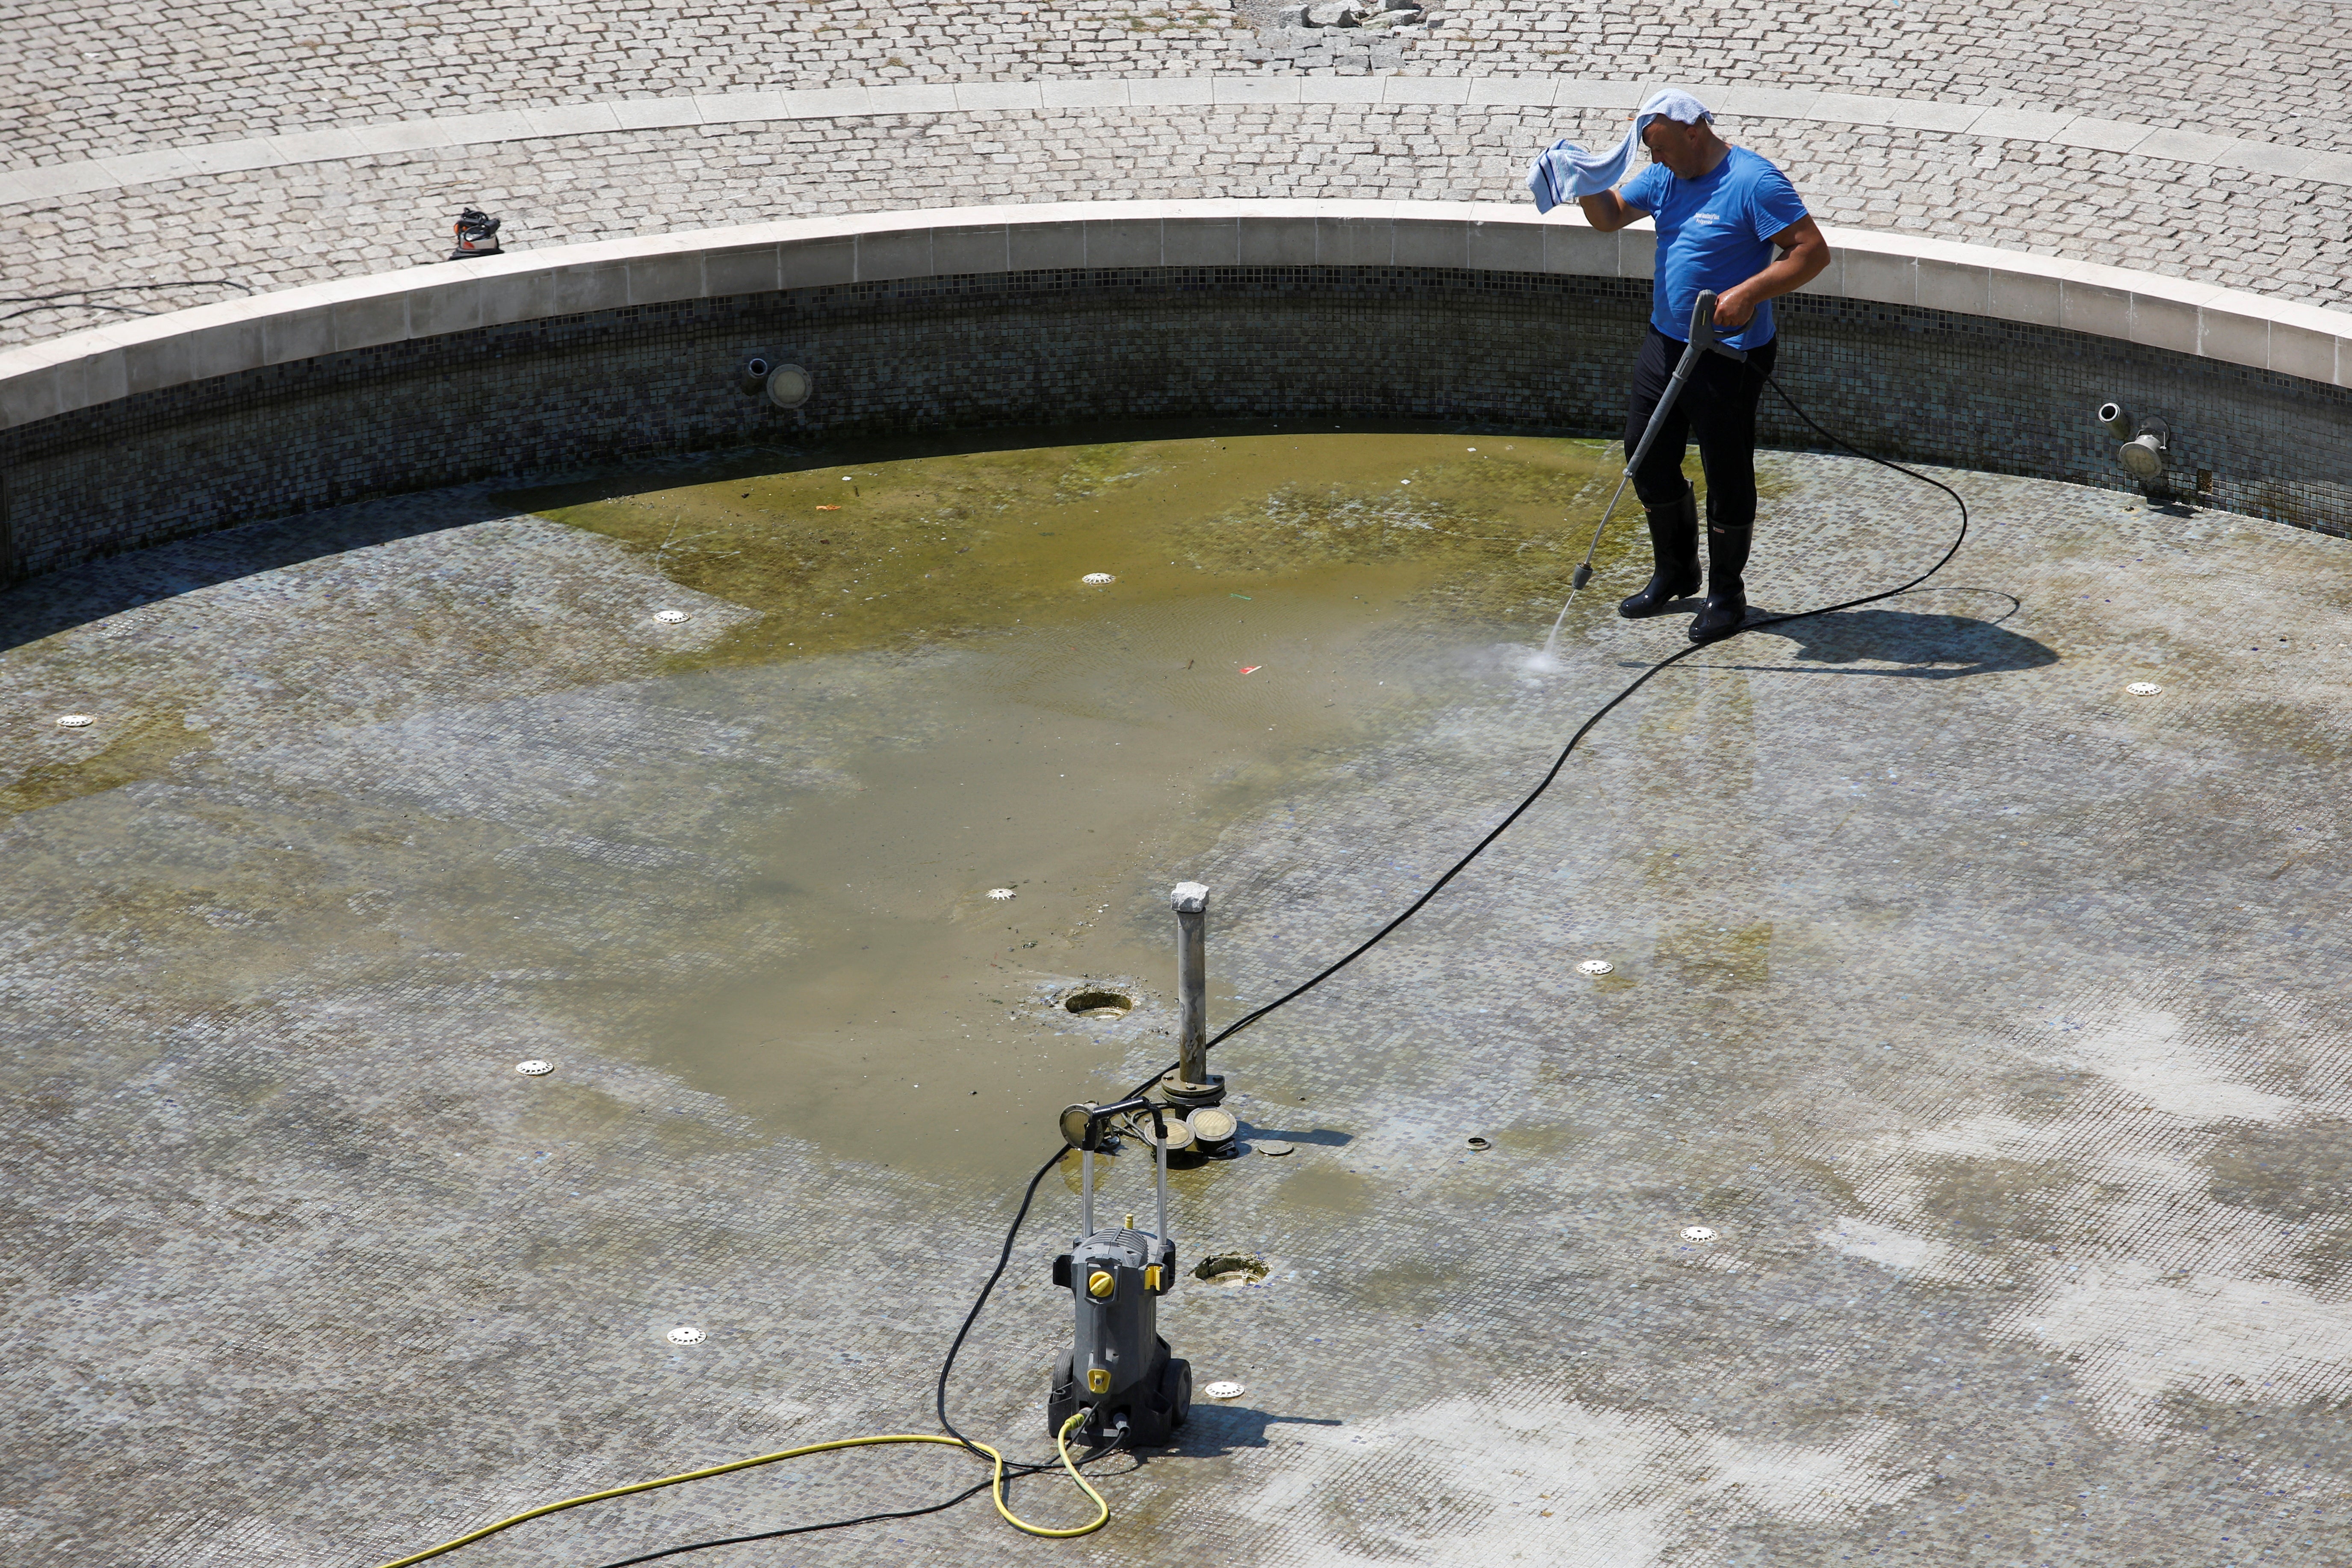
[{"left": 1525, "top": 88, "right": 1716, "bottom": 213}]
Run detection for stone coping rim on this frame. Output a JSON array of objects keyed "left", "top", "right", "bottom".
[
  {"left": 3, "top": 199, "right": 2346, "bottom": 431},
  {"left": 5, "top": 76, "right": 2349, "bottom": 211}
]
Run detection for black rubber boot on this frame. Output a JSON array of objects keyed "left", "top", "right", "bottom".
[
  {"left": 1616, "top": 486, "right": 1701, "bottom": 619},
  {"left": 1689, "top": 520, "right": 1753, "bottom": 644}
]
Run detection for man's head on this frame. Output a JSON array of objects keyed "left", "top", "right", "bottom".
[{"left": 1641, "top": 112, "right": 1728, "bottom": 180}]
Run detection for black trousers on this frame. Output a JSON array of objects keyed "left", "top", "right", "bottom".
[{"left": 1623, "top": 326, "right": 1777, "bottom": 529}]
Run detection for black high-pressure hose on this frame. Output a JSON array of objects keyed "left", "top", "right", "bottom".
[
  {"left": 601, "top": 374, "right": 1971, "bottom": 1566},
  {"left": 0, "top": 278, "right": 254, "bottom": 326},
  {"left": 934, "top": 366, "right": 1972, "bottom": 1399}
]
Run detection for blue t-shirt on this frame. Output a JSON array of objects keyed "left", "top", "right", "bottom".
[{"left": 1622, "top": 145, "right": 1809, "bottom": 351}]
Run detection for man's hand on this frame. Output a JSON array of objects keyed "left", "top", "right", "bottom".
[
  {"left": 1712, "top": 283, "right": 1760, "bottom": 328},
  {"left": 1716, "top": 216, "right": 1831, "bottom": 329}
]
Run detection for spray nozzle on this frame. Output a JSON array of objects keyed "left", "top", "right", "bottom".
[{"left": 1571, "top": 564, "right": 1593, "bottom": 591}]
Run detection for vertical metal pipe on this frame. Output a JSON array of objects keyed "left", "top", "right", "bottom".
[{"left": 1171, "top": 881, "right": 1210, "bottom": 1088}]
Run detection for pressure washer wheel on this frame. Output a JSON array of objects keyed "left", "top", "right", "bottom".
[
  {"left": 1048, "top": 1349, "right": 1079, "bottom": 1440},
  {"left": 1159, "top": 1354, "right": 1194, "bottom": 1433}
]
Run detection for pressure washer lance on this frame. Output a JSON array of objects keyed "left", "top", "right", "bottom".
[
  {"left": 1047, "top": 1098, "right": 1193, "bottom": 1449},
  {"left": 1568, "top": 288, "right": 1750, "bottom": 599}
]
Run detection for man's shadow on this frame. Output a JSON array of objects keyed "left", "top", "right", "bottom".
[{"left": 1693, "top": 594, "right": 2057, "bottom": 679}]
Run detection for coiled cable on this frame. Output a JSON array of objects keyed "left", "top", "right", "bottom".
[{"left": 376, "top": 1413, "right": 1105, "bottom": 1568}]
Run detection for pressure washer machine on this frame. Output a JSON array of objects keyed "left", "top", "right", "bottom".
[{"left": 1047, "top": 1097, "right": 1193, "bottom": 1447}]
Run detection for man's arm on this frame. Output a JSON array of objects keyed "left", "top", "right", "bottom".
[
  {"left": 1576, "top": 189, "right": 1649, "bottom": 233},
  {"left": 1712, "top": 216, "right": 1830, "bottom": 327}
]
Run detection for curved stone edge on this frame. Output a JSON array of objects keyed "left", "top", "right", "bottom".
[
  {"left": 4, "top": 199, "right": 2348, "bottom": 432},
  {"left": 6, "top": 77, "right": 2350, "bottom": 210}
]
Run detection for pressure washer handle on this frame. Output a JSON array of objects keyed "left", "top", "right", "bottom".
[
  {"left": 1687, "top": 288, "right": 1749, "bottom": 364},
  {"left": 1060, "top": 1096, "right": 1172, "bottom": 1244},
  {"left": 1683, "top": 289, "right": 1718, "bottom": 354},
  {"left": 1622, "top": 291, "right": 1739, "bottom": 481},
  {"left": 1152, "top": 1113, "right": 1170, "bottom": 1248}
]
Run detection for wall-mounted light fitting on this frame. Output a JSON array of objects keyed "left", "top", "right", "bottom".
[
  {"left": 2119, "top": 423, "right": 2168, "bottom": 482},
  {"left": 765, "top": 363, "right": 812, "bottom": 408},
  {"left": 2095, "top": 401, "right": 2173, "bottom": 503}
]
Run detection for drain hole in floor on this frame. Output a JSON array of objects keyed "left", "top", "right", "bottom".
[
  {"left": 1191, "top": 1252, "right": 1269, "bottom": 1286},
  {"left": 1064, "top": 989, "right": 1133, "bottom": 1019}
]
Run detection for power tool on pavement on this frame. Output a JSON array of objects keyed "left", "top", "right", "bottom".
[{"left": 1047, "top": 1097, "right": 1193, "bottom": 1448}]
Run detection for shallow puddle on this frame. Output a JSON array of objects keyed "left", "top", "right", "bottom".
[
  {"left": 504, "top": 428, "right": 1634, "bottom": 1179},
  {"left": 505, "top": 426, "right": 1646, "bottom": 667}
]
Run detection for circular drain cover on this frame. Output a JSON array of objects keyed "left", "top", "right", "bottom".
[
  {"left": 1257, "top": 1140, "right": 1294, "bottom": 1157},
  {"left": 655, "top": 610, "right": 689, "bottom": 624},
  {"left": 1681, "top": 1225, "right": 1717, "bottom": 1242},
  {"left": 1576, "top": 959, "right": 1613, "bottom": 976},
  {"left": 667, "top": 1326, "right": 704, "bottom": 1345},
  {"left": 2127, "top": 681, "right": 2163, "bottom": 696},
  {"left": 1082, "top": 573, "right": 1116, "bottom": 585},
  {"left": 56, "top": 714, "right": 95, "bottom": 728},
  {"left": 516, "top": 1060, "right": 554, "bottom": 1076},
  {"left": 1466, "top": 1136, "right": 1492, "bottom": 1152},
  {"left": 1203, "top": 1380, "right": 1246, "bottom": 1400},
  {"left": 1190, "top": 1107, "right": 1238, "bottom": 1146},
  {"left": 987, "top": 888, "right": 1016, "bottom": 901},
  {"left": 1139, "top": 1116, "right": 1195, "bottom": 1152}
]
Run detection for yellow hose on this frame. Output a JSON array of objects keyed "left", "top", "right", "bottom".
[{"left": 372, "top": 1412, "right": 1107, "bottom": 1568}]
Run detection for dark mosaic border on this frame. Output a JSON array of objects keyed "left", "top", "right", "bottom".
[{"left": 1, "top": 266, "right": 2346, "bottom": 584}]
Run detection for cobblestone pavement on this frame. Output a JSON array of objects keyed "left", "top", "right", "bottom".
[
  {"left": 1394, "top": 0, "right": 2349, "bottom": 151},
  {"left": 6, "top": 0, "right": 2349, "bottom": 351},
  {"left": 6, "top": 105, "right": 2345, "bottom": 350},
  {"left": 1, "top": 0, "right": 1258, "bottom": 168},
  {"left": 5, "top": 447, "right": 2351, "bottom": 1565},
  {"left": 7, "top": 0, "right": 2345, "bottom": 168}
]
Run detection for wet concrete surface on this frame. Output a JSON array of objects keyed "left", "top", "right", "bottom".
[{"left": 3, "top": 431, "right": 2349, "bottom": 1565}]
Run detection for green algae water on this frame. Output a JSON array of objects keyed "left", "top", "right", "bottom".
[
  {"left": 500, "top": 428, "right": 1635, "bottom": 1177},
  {"left": 3, "top": 426, "right": 1695, "bottom": 1185},
  {"left": 511, "top": 428, "right": 1637, "bottom": 668}
]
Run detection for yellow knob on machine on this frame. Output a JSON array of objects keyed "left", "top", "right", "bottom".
[{"left": 1087, "top": 1270, "right": 1116, "bottom": 1298}]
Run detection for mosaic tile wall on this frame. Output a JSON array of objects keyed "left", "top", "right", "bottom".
[{"left": 2, "top": 267, "right": 2346, "bottom": 584}]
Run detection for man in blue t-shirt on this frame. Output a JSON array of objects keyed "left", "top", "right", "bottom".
[{"left": 1578, "top": 100, "right": 1830, "bottom": 642}]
